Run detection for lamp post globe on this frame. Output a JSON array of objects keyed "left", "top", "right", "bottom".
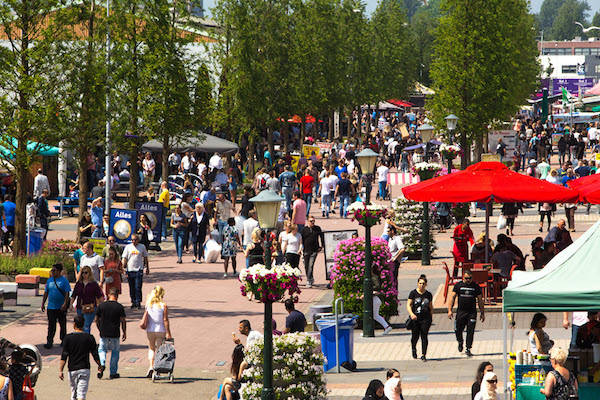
[
  {"left": 356, "top": 148, "right": 379, "bottom": 176},
  {"left": 445, "top": 114, "right": 458, "bottom": 131},
  {"left": 249, "top": 189, "right": 284, "bottom": 400}
]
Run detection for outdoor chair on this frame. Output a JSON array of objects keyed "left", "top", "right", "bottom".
[
  {"left": 470, "top": 269, "right": 492, "bottom": 304},
  {"left": 443, "top": 262, "right": 461, "bottom": 302}
]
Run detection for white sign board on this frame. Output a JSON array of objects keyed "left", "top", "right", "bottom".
[
  {"left": 334, "top": 111, "right": 340, "bottom": 138},
  {"left": 487, "top": 130, "right": 517, "bottom": 156},
  {"left": 322, "top": 229, "right": 358, "bottom": 280}
]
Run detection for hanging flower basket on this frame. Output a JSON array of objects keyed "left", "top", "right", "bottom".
[
  {"left": 412, "top": 162, "right": 441, "bottom": 181},
  {"left": 347, "top": 202, "right": 388, "bottom": 227},
  {"left": 239, "top": 263, "right": 302, "bottom": 303},
  {"left": 439, "top": 144, "right": 462, "bottom": 160}
]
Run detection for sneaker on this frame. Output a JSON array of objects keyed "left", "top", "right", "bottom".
[
  {"left": 43, "top": 343, "right": 52, "bottom": 349},
  {"left": 146, "top": 369, "right": 153, "bottom": 378},
  {"left": 97, "top": 366, "right": 105, "bottom": 379},
  {"left": 458, "top": 342, "right": 463, "bottom": 352},
  {"left": 192, "top": 258, "right": 196, "bottom": 263},
  {"left": 383, "top": 326, "right": 392, "bottom": 335},
  {"left": 421, "top": 355, "right": 427, "bottom": 362},
  {"left": 306, "top": 283, "right": 312, "bottom": 288},
  {"left": 109, "top": 374, "right": 120, "bottom": 379},
  {"left": 465, "top": 349, "right": 473, "bottom": 357},
  {"left": 223, "top": 273, "right": 228, "bottom": 278}
]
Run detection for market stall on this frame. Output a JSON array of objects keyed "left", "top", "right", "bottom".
[{"left": 503, "top": 220, "right": 600, "bottom": 399}]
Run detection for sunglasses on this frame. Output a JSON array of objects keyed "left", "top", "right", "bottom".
[
  {"left": 488, "top": 380, "right": 498, "bottom": 383},
  {"left": 464, "top": 277, "right": 472, "bottom": 280},
  {"left": 82, "top": 272, "right": 89, "bottom": 275}
]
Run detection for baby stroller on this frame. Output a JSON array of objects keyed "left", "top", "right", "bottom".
[{"left": 152, "top": 338, "right": 175, "bottom": 383}]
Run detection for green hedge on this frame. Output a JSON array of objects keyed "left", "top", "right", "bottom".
[{"left": 0, "top": 253, "right": 74, "bottom": 276}]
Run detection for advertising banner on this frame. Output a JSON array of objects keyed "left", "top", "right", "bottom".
[
  {"left": 88, "top": 238, "right": 106, "bottom": 254},
  {"left": 487, "top": 130, "right": 517, "bottom": 155},
  {"left": 109, "top": 208, "right": 138, "bottom": 245},
  {"left": 322, "top": 229, "right": 358, "bottom": 280},
  {"left": 302, "top": 145, "right": 320, "bottom": 159},
  {"left": 135, "top": 202, "right": 164, "bottom": 243}
]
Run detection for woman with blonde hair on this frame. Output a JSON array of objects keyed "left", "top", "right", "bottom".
[
  {"left": 244, "top": 227, "right": 264, "bottom": 267},
  {"left": 140, "top": 286, "right": 172, "bottom": 378},
  {"left": 70, "top": 265, "right": 104, "bottom": 333},
  {"left": 540, "top": 347, "right": 578, "bottom": 399}
]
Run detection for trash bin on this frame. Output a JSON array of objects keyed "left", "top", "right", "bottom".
[
  {"left": 27, "top": 228, "right": 45, "bottom": 255},
  {"left": 315, "top": 315, "right": 358, "bottom": 372}
]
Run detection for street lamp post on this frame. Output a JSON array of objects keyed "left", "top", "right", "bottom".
[
  {"left": 104, "top": 0, "right": 111, "bottom": 215},
  {"left": 416, "top": 124, "right": 435, "bottom": 266},
  {"left": 249, "top": 189, "right": 284, "bottom": 400},
  {"left": 356, "top": 148, "right": 379, "bottom": 338},
  {"left": 445, "top": 114, "right": 459, "bottom": 174}
]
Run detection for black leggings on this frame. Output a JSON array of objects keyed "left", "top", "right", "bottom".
[
  {"left": 505, "top": 217, "right": 515, "bottom": 231},
  {"left": 411, "top": 318, "right": 432, "bottom": 356},
  {"left": 539, "top": 211, "right": 551, "bottom": 226}
]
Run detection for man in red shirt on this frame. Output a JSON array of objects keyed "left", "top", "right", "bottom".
[{"left": 299, "top": 169, "right": 314, "bottom": 217}]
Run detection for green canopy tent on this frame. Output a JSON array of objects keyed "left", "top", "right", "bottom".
[
  {"left": 0, "top": 138, "right": 59, "bottom": 158},
  {"left": 500, "top": 220, "right": 600, "bottom": 399}
]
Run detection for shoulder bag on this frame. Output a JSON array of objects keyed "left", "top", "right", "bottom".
[{"left": 53, "top": 277, "right": 70, "bottom": 312}]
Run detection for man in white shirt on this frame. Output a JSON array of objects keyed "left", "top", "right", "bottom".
[
  {"left": 168, "top": 152, "right": 180, "bottom": 175},
  {"left": 179, "top": 152, "right": 192, "bottom": 174},
  {"left": 209, "top": 153, "right": 223, "bottom": 172},
  {"left": 79, "top": 241, "right": 104, "bottom": 282},
  {"left": 376, "top": 161, "right": 390, "bottom": 200},
  {"left": 319, "top": 173, "right": 332, "bottom": 218},
  {"left": 242, "top": 210, "right": 259, "bottom": 248},
  {"left": 33, "top": 169, "right": 50, "bottom": 199},
  {"left": 121, "top": 234, "right": 149, "bottom": 309},
  {"left": 589, "top": 122, "right": 598, "bottom": 148},
  {"left": 197, "top": 160, "right": 207, "bottom": 176},
  {"left": 388, "top": 226, "right": 405, "bottom": 287},
  {"left": 233, "top": 319, "right": 263, "bottom": 349}
]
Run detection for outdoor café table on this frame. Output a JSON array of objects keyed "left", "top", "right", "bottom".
[{"left": 516, "top": 382, "right": 600, "bottom": 400}]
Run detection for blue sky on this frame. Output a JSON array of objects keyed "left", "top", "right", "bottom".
[{"left": 202, "top": 0, "right": 600, "bottom": 18}]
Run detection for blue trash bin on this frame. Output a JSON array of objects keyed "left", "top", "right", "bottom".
[
  {"left": 315, "top": 315, "right": 358, "bottom": 372},
  {"left": 27, "top": 228, "right": 44, "bottom": 255}
]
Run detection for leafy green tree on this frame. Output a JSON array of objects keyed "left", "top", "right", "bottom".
[
  {"left": 539, "top": 0, "right": 565, "bottom": 35},
  {"left": 590, "top": 11, "right": 600, "bottom": 37},
  {"left": 551, "top": 0, "right": 590, "bottom": 40},
  {"left": 55, "top": 1, "right": 107, "bottom": 230},
  {"left": 403, "top": 0, "right": 422, "bottom": 22},
  {"left": 430, "top": 0, "right": 539, "bottom": 168},
  {"left": 192, "top": 63, "right": 214, "bottom": 131},
  {"left": 370, "top": 0, "right": 415, "bottom": 103},
  {"left": 411, "top": 0, "right": 441, "bottom": 86},
  {"left": 0, "top": 0, "right": 65, "bottom": 254},
  {"left": 142, "top": 0, "right": 195, "bottom": 182}
]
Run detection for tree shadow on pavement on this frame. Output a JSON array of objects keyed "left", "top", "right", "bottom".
[
  {"left": 145, "top": 270, "right": 237, "bottom": 282},
  {"left": 166, "top": 306, "right": 263, "bottom": 319}
]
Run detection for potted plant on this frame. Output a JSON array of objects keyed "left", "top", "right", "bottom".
[
  {"left": 239, "top": 263, "right": 302, "bottom": 303},
  {"left": 412, "top": 162, "right": 441, "bottom": 181},
  {"left": 346, "top": 202, "right": 387, "bottom": 227}
]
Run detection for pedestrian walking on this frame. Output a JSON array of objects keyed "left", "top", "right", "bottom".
[
  {"left": 37, "top": 189, "right": 50, "bottom": 240},
  {"left": 70, "top": 265, "right": 104, "bottom": 334},
  {"left": 170, "top": 204, "right": 188, "bottom": 264},
  {"left": 291, "top": 191, "right": 307, "bottom": 231},
  {"left": 140, "top": 286, "right": 172, "bottom": 378},
  {"left": 299, "top": 169, "right": 315, "bottom": 216},
  {"left": 101, "top": 246, "right": 124, "bottom": 295},
  {"left": 121, "top": 234, "right": 149, "bottom": 309},
  {"left": 158, "top": 181, "right": 170, "bottom": 240},
  {"left": 78, "top": 241, "right": 104, "bottom": 282},
  {"left": 447, "top": 270, "right": 485, "bottom": 357},
  {"left": 335, "top": 172, "right": 354, "bottom": 218},
  {"left": 41, "top": 263, "right": 71, "bottom": 349},
  {"left": 474, "top": 371, "right": 498, "bottom": 400},
  {"left": 215, "top": 192, "right": 235, "bottom": 235},
  {"left": 189, "top": 203, "right": 210, "bottom": 263},
  {"left": 59, "top": 315, "right": 103, "bottom": 400},
  {"left": 221, "top": 217, "right": 241, "bottom": 277},
  {"left": 95, "top": 288, "right": 126, "bottom": 379},
  {"left": 407, "top": 274, "right": 433, "bottom": 361},
  {"left": 281, "top": 223, "right": 302, "bottom": 269},
  {"left": 501, "top": 202, "right": 522, "bottom": 236},
  {"left": 471, "top": 362, "right": 494, "bottom": 400},
  {"left": 279, "top": 165, "right": 297, "bottom": 216},
  {"left": 244, "top": 228, "right": 264, "bottom": 267},
  {"left": 362, "top": 379, "right": 385, "bottom": 400},
  {"left": 142, "top": 152, "right": 156, "bottom": 190},
  {"left": 137, "top": 214, "right": 152, "bottom": 250},
  {"left": 388, "top": 226, "right": 405, "bottom": 288},
  {"left": 376, "top": 160, "right": 389, "bottom": 200},
  {"left": 300, "top": 217, "right": 322, "bottom": 288}
]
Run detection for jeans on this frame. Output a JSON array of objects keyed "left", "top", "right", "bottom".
[
  {"left": 455, "top": 311, "right": 477, "bottom": 349},
  {"left": 193, "top": 236, "right": 205, "bottom": 261},
  {"left": 99, "top": 337, "right": 121, "bottom": 375},
  {"left": 520, "top": 153, "right": 527, "bottom": 171},
  {"left": 303, "top": 251, "right": 318, "bottom": 284},
  {"left": 127, "top": 270, "right": 144, "bottom": 307},
  {"left": 303, "top": 193, "right": 312, "bottom": 216},
  {"left": 76, "top": 308, "right": 96, "bottom": 334},
  {"left": 217, "top": 219, "right": 228, "bottom": 236},
  {"left": 162, "top": 207, "right": 168, "bottom": 238},
  {"left": 91, "top": 227, "right": 102, "bottom": 238},
  {"left": 47, "top": 308, "right": 67, "bottom": 345},
  {"left": 283, "top": 187, "right": 293, "bottom": 216},
  {"left": 321, "top": 194, "right": 331, "bottom": 217},
  {"left": 68, "top": 369, "right": 90, "bottom": 400},
  {"left": 339, "top": 194, "right": 350, "bottom": 218},
  {"left": 378, "top": 181, "right": 387, "bottom": 199},
  {"left": 173, "top": 228, "right": 185, "bottom": 260},
  {"left": 571, "top": 324, "right": 581, "bottom": 348}
]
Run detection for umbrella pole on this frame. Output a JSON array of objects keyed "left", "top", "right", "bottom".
[
  {"left": 485, "top": 199, "right": 491, "bottom": 262},
  {"left": 503, "top": 312, "right": 509, "bottom": 400}
]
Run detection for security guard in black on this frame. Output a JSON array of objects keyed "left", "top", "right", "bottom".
[{"left": 447, "top": 271, "right": 485, "bottom": 356}]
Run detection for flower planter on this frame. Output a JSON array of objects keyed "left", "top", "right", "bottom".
[
  {"left": 239, "top": 263, "right": 302, "bottom": 303},
  {"left": 417, "top": 170, "right": 437, "bottom": 181}
]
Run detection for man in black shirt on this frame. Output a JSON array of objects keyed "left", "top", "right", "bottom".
[
  {"left": 284, "top": 298, "right": 307, "bottom": 333},
  {"left": 300, "top": 217, "right": 323, "bottom": 288},
  {"left": 95, "top": 288, "right": 127, "bottom": 379},
  {"left": 59, "top": 315, "right": 102, "bottom": 400},
  {"left": 447, "top": 270, "right": 485, "bottom": 357}
]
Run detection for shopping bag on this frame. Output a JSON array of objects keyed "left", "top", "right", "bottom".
[
  {"left": 22, "top": 375, "right": 35, "bottom": 400},
  {"left": 497, "top": 215, "right": 507, "bottom": 230}
]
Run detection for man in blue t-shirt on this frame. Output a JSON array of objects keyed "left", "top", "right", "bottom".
[
  {"left": 278, "top": 165, "right": 297, "bottom": 216},
  {"left": 2, "top": 194, "right": 15, "bottom": 250},
  {"left": 41, "top": 263, "right": 72, "bottom": 349}
]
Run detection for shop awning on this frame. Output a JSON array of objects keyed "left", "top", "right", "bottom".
[
  {"left": 0, "top": 138, "right": 59, "bottom": 158},
  {"left": 142, "top": 133, "right": 238, "bottom": 154}
]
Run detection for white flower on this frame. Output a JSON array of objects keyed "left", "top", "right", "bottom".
[{"left": 413, "top": 162, "right": 441, "bottom": 171}]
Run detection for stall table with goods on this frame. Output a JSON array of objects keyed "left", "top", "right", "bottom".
[{"left": 503, "top": 221, "right": 600, "bottom": 400}]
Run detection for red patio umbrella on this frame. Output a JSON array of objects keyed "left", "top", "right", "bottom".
[
  {"left": 568, "top": 173, "right": 600, "bottom": 203},
  {"left": 402, "top": 162, "right": 579, "bottom": 262}
]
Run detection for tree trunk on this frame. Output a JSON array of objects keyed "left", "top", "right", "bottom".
[
  {"left": 460, "top": 130, "right": 468, "bottom": 169},
  {"left": 328, "top": 113, "right": 333, "bottom": 141},
  {"left": 77, "top": 154, "right": 89, "bottom": 242},
  {"left": 300, "top": 116, "right": 306, "bottom": 148},
  {"left": 248, "top": 138, "right": 256, "bottom": 178},
  {"left": 13, "top": 160, "right": 28, "bottom": 256},
  {"left": 267, "top": 127, "right": 274, "bottom": 155},
  {"left": 346, "top": 109, "right": 351, "bottom": 138},
  {"left": 162, "top": 137, "right": 169, "bottom": 183}
]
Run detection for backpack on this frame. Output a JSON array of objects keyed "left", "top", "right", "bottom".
[{"left": 259, "top": 175, "right": 268, "bottom": 190}]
